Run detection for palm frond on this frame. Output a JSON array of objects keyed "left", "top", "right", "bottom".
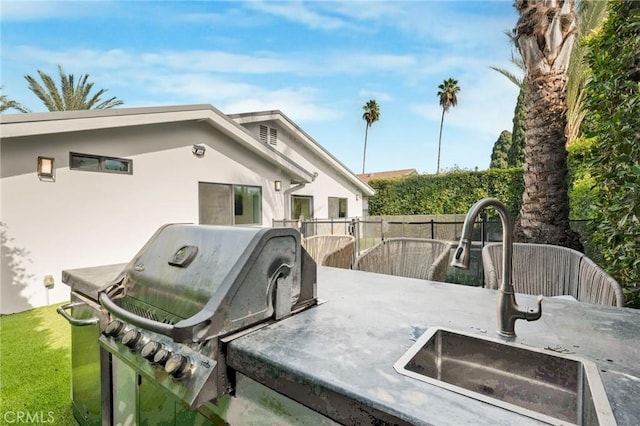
[
  {"left": 24, "top": 65, "right": 123, "bottom": 111},
  {"left": 565, "top": 0, "right": 608, "bottom": 143},
  {"left": 489, "top": 66, "right": 524, "bottom": 87},
  {"left": 0, "top": 87, "right": 30, "bottom": 113},
  {"left": 94, "top": 97, "right": 124, "bottom": 110},
  {"left": 25, "top": 73, "right": 57, "bottom": 111}
]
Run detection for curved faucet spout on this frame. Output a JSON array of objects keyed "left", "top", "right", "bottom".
[{"left": 452, "top": 198, "right": 543, "bottom": 337}]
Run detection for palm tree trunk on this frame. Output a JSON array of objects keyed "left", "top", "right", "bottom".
[
  {"left": 362, "top": 124, "right": 369, "bottom": 174},
  {"left": 436, "top": 108, "right": 445, "bottom": 174},
  {"left": 513, "top": 73, "right": 582, "bottom": 250}
]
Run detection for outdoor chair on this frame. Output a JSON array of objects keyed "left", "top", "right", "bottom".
[
  {"left": 482, "top": 242, "right": 625, "bottom": 307},
  {"left": 302, "top": 235, "right": 355, "bottom": 269},
  {"left": 353, "top": 238, "right": 451, "bottom": 282}
]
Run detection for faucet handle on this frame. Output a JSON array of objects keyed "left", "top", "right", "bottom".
[{"left": 525, "top": 295, "right": 543, "bottom": 321}]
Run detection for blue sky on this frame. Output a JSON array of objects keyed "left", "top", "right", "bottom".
[{"left": 1, "top": 0, "right": 521, "bottom": 174}]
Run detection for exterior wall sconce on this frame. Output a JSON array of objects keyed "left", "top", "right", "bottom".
[
  {"left": 274, "top": 180, "right": 282, "bottom": 192},
  {"left": 192, "top": 145, "right": 206, "bottom": 158},
  {"left": 37, "top": 156, "right": 55, "bottom": 181},
  {"left": 356, "top": 194, "right": 360, "bottom": 201},
  {"left": 43, "top": 275, "right": 55, "bottom": 289}
]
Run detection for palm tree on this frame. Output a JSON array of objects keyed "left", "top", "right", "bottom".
[
  {"left": 24, "top": 65, "right": 123, "bottom": 111},
  {"left": 436, "top": 78, "right": 460, "bottom": 174},
  {"left": 512, "top": 0, "right": 582, "bottom": 251},
  {"left": 361, "top": 99, "right": 380, "bottom": 174},
  {"left": 492, "top": 0, "right": 607, "bottom": 145},
  {"left": 0, "top": 87, "right": 29, "bottom": 113}
]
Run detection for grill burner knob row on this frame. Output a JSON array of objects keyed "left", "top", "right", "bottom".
[
  {"left": 165, "top": 354, "right": 190, "bottom": 379},
  {"left": 122, "top": 329, "right": 143, "bottom": 348},
  {"left": 141, "top": 341, "right": 163, "bottom": 360},
  {"left": 104, "top": 320, "right": 125, "bottom": 338}
]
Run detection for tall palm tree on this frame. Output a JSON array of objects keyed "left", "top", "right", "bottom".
[
  {"left": 24, "top": 65, "right": 123, "bottom": 111},
  {"left": 436, "top": 78, "right": 460, "bottom": 174},
  {"left": 0, "top": 87, "right": 29, "bottom": 113},
  {"left": 492, "top": 0, "right": 607, "bottom": 145},
  {"left": 513, "top": 0, "right": 582, "bottom": 251},
  {"left": 361, "top": 99, "right": 380, "bottom": 174}
]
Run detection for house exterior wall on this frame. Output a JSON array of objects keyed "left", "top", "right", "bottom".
[
  {"left": 240, "top": 122, "right": 364, "bottom": 219},
  {"left": 0, "top": 121, "right": 292, "bottom": 314}
]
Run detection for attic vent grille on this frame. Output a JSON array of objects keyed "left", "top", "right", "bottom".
[
  {"left": 259, "top": 125, "right": 268, "bottom": 143},
  {"left": 269, "top": 128, "right": 277, "bottom": 146},
  {"left": 259, "top": 125, "right": 278, "bottom": 146}
]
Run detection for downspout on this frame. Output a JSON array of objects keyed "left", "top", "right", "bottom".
[{"left": 284, "top": 183, "right": 306, "bottom": 220}]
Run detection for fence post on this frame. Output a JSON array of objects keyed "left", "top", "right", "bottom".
[
  {"left": 430, "top": 219, "right": 435, "bottom": 240},
  {"left": 351, "top": 218, "right": 358, "bottom": 255}
]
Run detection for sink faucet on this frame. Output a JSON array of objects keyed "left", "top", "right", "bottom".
[{"left": 451, "top": 198, "right": 542, "bottom": 338}]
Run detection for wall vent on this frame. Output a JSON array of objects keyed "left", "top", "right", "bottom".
[
  {"left": 259, "top": 125, "right": 278, "bottom": 146},
  {"left": 269, "top": 127, "right": 278, "bottom": 146}
]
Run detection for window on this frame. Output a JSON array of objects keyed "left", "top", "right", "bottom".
[
  {"left": 199, "top": 183, "right": 233, "bottom": 225},
  {"left": 292, "top": 195, "right": 313, "bottom": 219},
  {"left": 70, "top": 152, "right": 132, "bottom": 174},
  {"left": 259, "top": 125, "right": 277, "bottom": 146},
  {"left": 328, "top": 197, "right": 348, "bottom": 218},
  {"left": 199, "top": 182, "right": 262, "bottom": 225},
  {"left": 233, "top": 185, "right": 261, "bottom": 225}
]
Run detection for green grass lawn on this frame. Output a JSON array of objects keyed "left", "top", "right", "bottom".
[{"left": 0, "top": 303, "right": 76, "bottom": 425}]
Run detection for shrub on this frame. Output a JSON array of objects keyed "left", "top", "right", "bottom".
[
  {"left": 583, "top": 0, "right": 640, "bottom": 307},
  {"left": 367, "top": 169, "right": 524, "bottom": 218}
]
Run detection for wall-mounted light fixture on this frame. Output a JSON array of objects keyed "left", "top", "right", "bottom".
[
  {"left": 43, "top": 275, "right": 55, "bottom": 289},
  {"left": 192, "top": 144, "right": 206, "bottom": 158},
  {"left": 356, "top": 194, "right": 360, "bottom": 201},
  {"left": 37, "top": 156, "right": 55, "bottom": 181},
  {"left": 274, "top": 180, "right": 282, "bottom": 192}
]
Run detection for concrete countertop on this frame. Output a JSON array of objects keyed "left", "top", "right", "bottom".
[
  {"left": 62, "top": 264, "right": 640, "bottom": 425},
  {"left": 227, "top": 267, "right": 640, "bottom": 425}
]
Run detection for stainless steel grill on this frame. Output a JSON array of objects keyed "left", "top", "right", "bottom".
[{"left": 97, "top": 224, "right": 317, "bottom": 410}]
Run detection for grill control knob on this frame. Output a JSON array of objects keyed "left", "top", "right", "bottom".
[
  {"left": 165, "top": 354, "right": 190, "bottom": 379},
  {"left": 104, "top": 320, "right": 125, "bottom": 338},
  {"left": 153, "top": 348, "right": 172, "bottom": 366},
  {"left": 141, "top": 341, "right": 162, "bottom": 360},
  {"left": 122, "top": 329, "right": 142, "bottom": 349}
]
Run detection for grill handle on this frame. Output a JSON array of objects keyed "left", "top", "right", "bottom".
[
  {"left": 99, "top": 292, "right": 174, "bottom": 336},
  {"left": 57, "top": 302, "right": 100, "bottom": 326}
]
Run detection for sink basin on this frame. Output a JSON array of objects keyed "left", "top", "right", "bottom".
[{"left": 394, "top": 327, "right": 616, "bottom": 425}]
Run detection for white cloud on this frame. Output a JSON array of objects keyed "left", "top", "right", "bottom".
[
  {"left": 245, "top": 0, "right": 349, "bottom": 31},
  {"left": 358, "top": 89, "right": 393, "bottom": 103}
]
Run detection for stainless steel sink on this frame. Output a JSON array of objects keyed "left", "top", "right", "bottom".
[{"left": 394, "top": 327, "right": 616, "bottom": 425}]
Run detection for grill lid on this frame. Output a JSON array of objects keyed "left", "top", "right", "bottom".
[{"left": 100, "top": 224, "right": 316, "bottom": 343}]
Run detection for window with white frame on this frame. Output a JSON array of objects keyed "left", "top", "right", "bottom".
[
  {"left": 199, "top": 182, "right": 262, "bottom": 225},
  {"left": 292, "top": 195, "right": 313, "bottom": 220},
  {"left": 328, "top": 197, "right": 348, "bottom": 218}
]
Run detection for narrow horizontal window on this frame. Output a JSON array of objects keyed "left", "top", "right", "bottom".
[{"left": 70, "top": 152, "right": 132, "bottom": 174}]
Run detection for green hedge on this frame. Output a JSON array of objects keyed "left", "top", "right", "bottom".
[
  {"left": 583, "top": 0, "right": 640, "bottom": 307},
  {"left": 367, "top": 168, "right": 524, "bottom": 218}
]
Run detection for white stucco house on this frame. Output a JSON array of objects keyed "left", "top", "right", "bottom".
[{"left": 0, "top": 104, "right": 374, "bottom": 314}]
